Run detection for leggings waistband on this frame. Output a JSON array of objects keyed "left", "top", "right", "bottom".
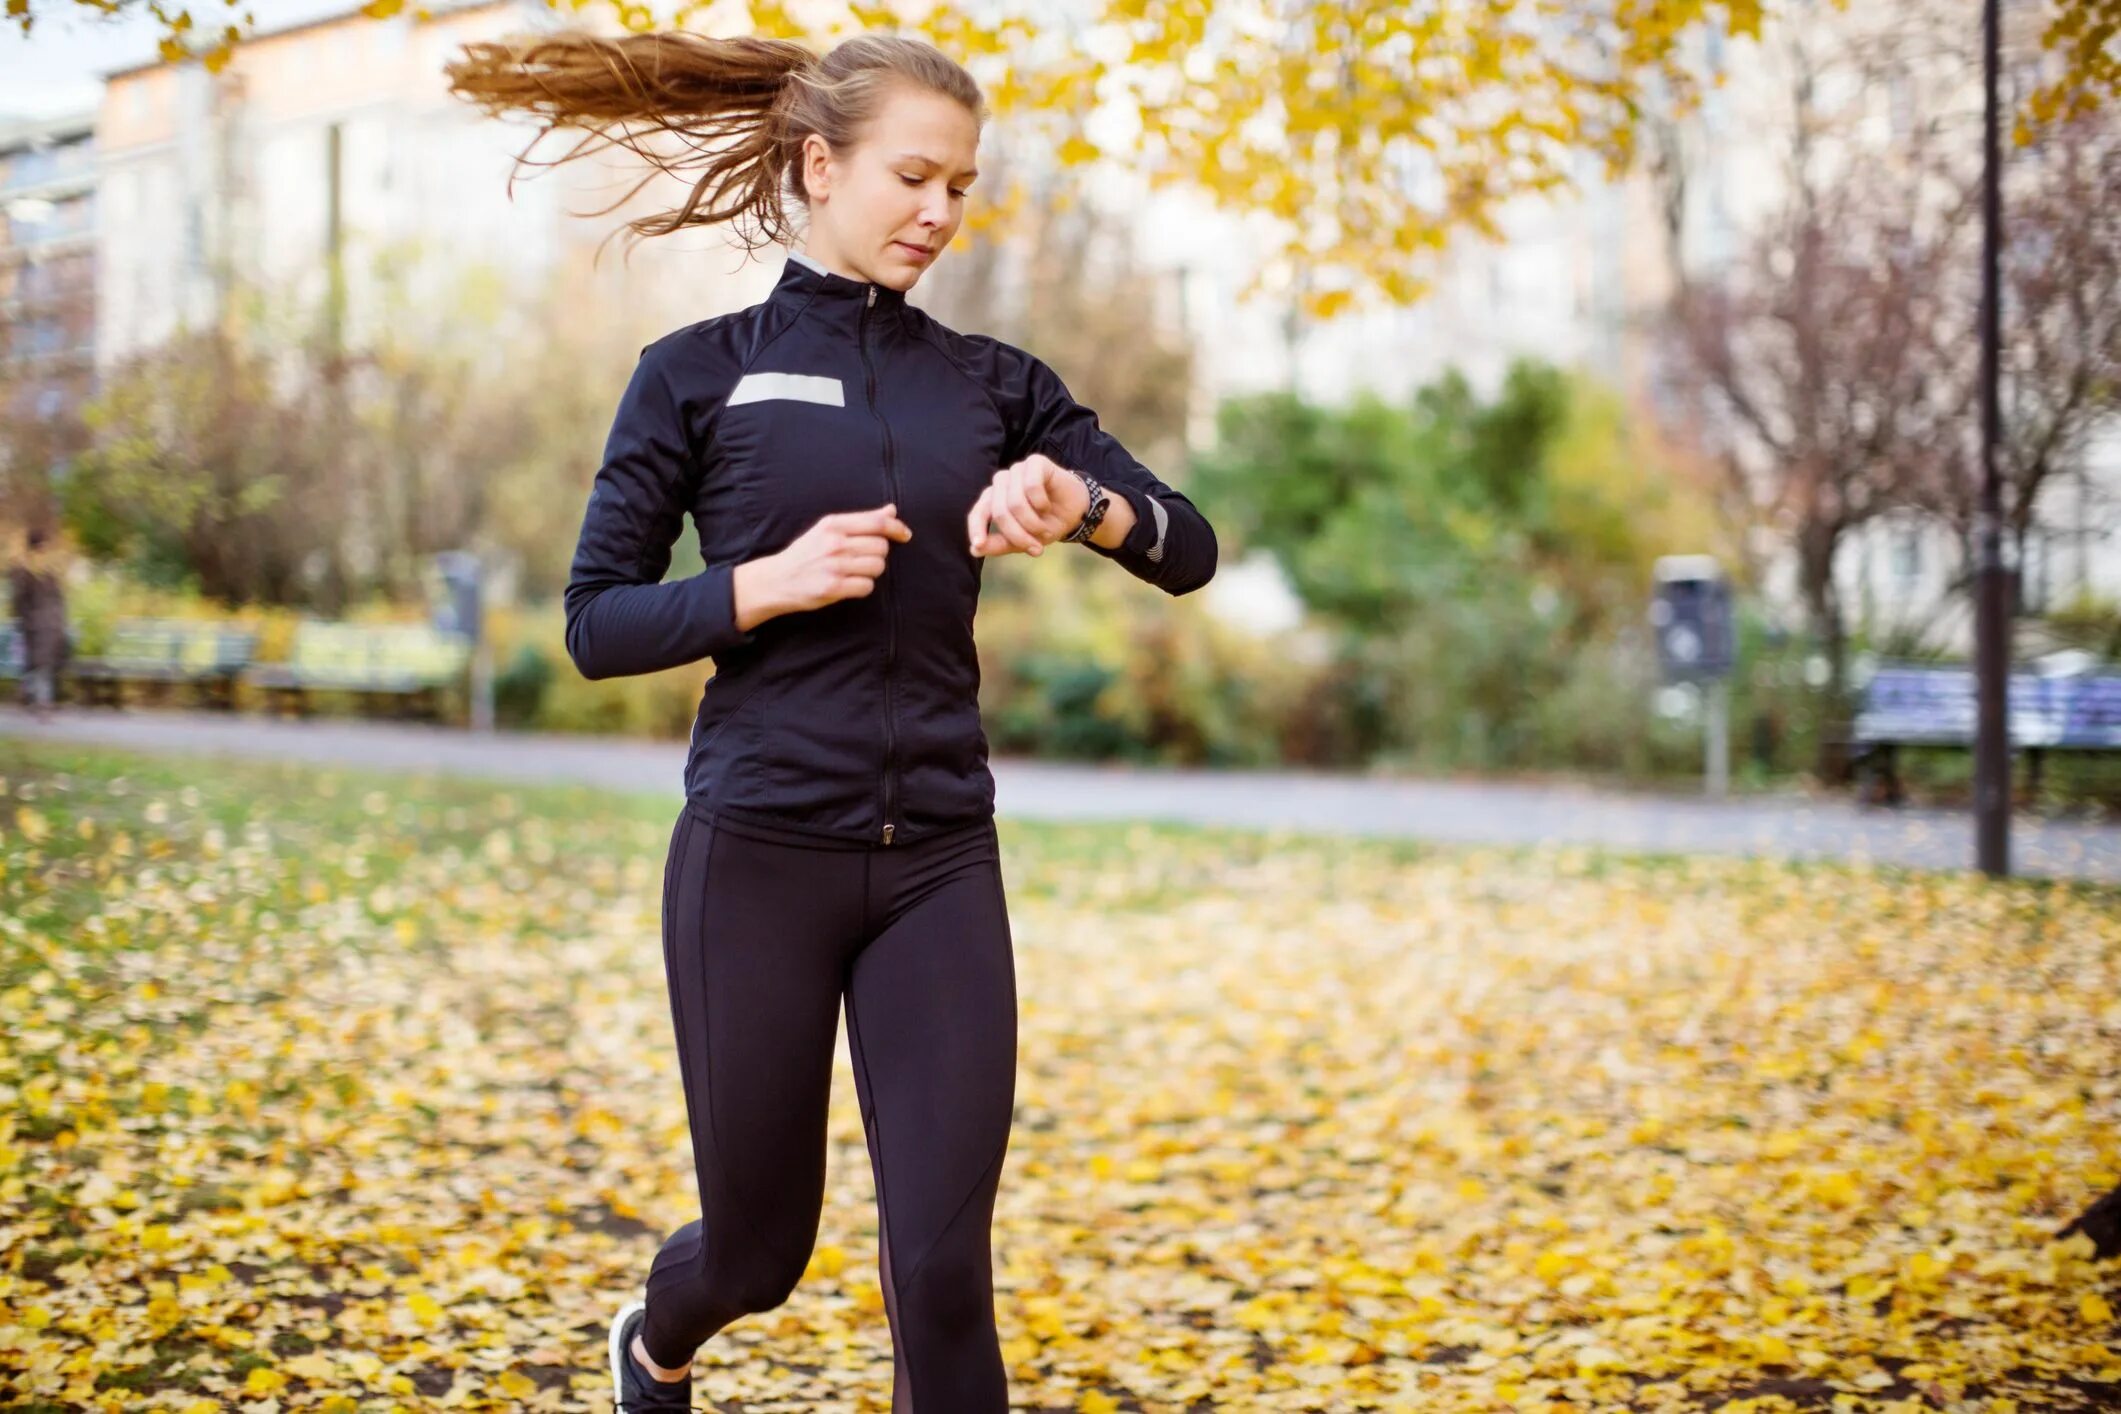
[{"left": 683, "top": 799, "right": 995, "bottom": 852}]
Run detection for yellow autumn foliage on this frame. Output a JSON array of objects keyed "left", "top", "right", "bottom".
[
  {"left": 17, "top": 1, "right": 2115, "bottom": 314},
  {"left": 0, "top": 737, "right": 2115, "bottom": 1410}
]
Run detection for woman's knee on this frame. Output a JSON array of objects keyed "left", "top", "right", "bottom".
[
  {"left": 900, "top": 1241, "right": 996, "bottom": 1338},
  {"left": 708, "top": 1229, "right": 814, "bottom": 1322},
  {"left": 665, "top": 1216, "right": 811, "bottom": 1317},
  {"left": 730, "top": 1246, "right": 810, "bottom": 1315}
]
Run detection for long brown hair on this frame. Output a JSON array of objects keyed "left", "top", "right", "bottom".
[{"left": 444, "top": 30, "right": 986, "bottom": 257}]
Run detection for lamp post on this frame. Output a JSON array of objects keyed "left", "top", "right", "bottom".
[{"left": 1973, "top": 0, "right": 2011, "bottom": 876}]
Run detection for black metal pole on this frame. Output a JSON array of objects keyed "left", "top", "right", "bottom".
[{"left": 1974, "top": 0, "right": 2011, "bottom": 876}]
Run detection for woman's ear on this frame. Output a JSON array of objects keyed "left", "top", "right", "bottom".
[{"left": 801, "top": 133, "right": 832, "bottom": 205}]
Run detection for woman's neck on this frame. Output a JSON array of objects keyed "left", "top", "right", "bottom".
[{"left": 791, "top": 245, "right": 865, "bottom": 283}]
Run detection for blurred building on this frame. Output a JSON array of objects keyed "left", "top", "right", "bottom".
[
  {"left": 93, "top": 0, "right": 769, "bottom": 370},
  {"left": 1116, "top": 171, "right": 1670, "bottom": 446},
  {"left": 0, "top": 109, "right": 97, "bottom": 472}
]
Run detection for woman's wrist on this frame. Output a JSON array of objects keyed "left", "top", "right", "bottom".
[
  {"left": 1082, "top": 485, "right": 1135, "bottom": 550},
  {"left": 731, "top": 557, "right": 785, "bottom": 633},
  {"left": 1056, "top": 467, "right": 1133, "bottom": 550}
]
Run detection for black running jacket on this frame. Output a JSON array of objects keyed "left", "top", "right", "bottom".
[{"left": 562, "top": 250, "right": 1219, "bottom": 847}]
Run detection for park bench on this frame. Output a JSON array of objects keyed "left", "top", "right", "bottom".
[
  {"left": 1850, "top": 662, "right": 2121, "bottom": 805},
  {"left": 244, "top": 620, "right": 472, "bottom": 721},
  {"left": 68, "top": 617, "right": 259, "bottom": 709}
]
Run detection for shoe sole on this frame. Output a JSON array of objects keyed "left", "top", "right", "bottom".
[{"left": 609, "top": 1298, "right": 646, "bottom": 1412}]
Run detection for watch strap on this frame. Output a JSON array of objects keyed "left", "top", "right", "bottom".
[{"left": 1063, "top": 470, "right": 1107, "bottom": 544}]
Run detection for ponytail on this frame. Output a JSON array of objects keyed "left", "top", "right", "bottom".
[{"left": 445, "top": 30, "right": 985, "bottom": 255}]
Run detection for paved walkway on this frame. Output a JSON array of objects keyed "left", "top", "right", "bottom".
[{"left": 4, "top": 706, "right": 2117, "bottom": 883}]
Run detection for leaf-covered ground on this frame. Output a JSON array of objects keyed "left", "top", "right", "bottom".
[{"left": 0, "top": 738, "right": 2115, "bottom": 1414}]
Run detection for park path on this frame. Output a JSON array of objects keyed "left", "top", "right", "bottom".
[{"left": 4, "top": 705, "right": 2118, "bottom": 883}]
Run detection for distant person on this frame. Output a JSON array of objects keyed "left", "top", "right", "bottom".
[
  {"left": 8, "top": 525, "right": 69, "bottom": 722},
  {"left": 448, "top": 30, "right": 1217, "bottom": 1413}
]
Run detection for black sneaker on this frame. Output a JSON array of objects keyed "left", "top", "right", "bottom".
[{"left": 608, "top": 1299, "right": 694, "bottom": 1412}]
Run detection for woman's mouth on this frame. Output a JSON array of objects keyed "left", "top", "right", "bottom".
[{"left": 895, "top": 241, "right": 932, "bottom": 261}]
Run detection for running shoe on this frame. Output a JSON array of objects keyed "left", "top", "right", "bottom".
[{"left": 608, "top": 1299, "right": 694, "bottom": 1411}]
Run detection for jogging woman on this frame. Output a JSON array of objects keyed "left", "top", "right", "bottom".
[{"left": 447, "top": 30, "right": 1217, "bottom": 1412}]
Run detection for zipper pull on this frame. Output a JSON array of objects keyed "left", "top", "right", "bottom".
[
  {"left": 881, "top": 823, "right": 894, "bottom": 845},
  {"left": 867, "top": 285, "right": 877, "bottom": 307}
]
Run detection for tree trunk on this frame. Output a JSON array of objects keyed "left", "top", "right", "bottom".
[{"left": 1798, "top": 526, "right": 1853, "bottom": 784}]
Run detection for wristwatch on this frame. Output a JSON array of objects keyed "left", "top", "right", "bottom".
[{"left": 1061, "top": 468, "right": 1110, "bottom": 545}]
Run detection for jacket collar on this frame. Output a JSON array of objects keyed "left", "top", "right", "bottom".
[{"left": 774, "top": 247, "right": 909, "bottom": 336}]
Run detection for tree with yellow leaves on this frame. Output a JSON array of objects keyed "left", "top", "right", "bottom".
[{"left": 10, "top": 0, "right": 2115, "bottom": 317}]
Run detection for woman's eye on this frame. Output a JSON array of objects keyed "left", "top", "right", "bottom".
[{"left": 901, "top": 174, "right": 968, "bottom": 199}]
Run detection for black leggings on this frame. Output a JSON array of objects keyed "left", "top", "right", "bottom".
[{"left": 639, "top": 802, "right": 1018, "bottom": 1413}]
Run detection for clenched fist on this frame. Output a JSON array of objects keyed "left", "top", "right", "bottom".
[
  {"left": 967, "top": 452, "right": 1089, "bottom": 559},
  {"left": 766, "top": 503, "right": 914, "bottom": 613}
]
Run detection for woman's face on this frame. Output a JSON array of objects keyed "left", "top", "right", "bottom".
[{"left": 803, "top": 83, "right": 980, "bottom": 291}]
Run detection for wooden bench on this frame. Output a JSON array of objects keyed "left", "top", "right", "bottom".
[
  {"left": 244, "top": 621, "right": 472, "bottom": 721},
  {"left": 68, "top": 617, "right": 258, "bottom": 710},
  {"left": 1850, "top": 662, "right": 2121, "bottom": 805}
]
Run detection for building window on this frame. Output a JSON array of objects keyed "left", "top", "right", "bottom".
[
  {"left": 2018, "top": 533, "right": 2047, "bottom": 615},
  {"left": 1892, "top": 523, "right": 1922, "bottom": 585}
]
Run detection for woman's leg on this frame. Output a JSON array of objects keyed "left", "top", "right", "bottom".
[
  {"left": 845, "top": 818, "right": 1018, "bottom": 1413},
  {"left": 638, "top": 808, "right": 865, "bottom": 1370}
]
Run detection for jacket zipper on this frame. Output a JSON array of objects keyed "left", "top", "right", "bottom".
[{"left": 861, "top": 282, "right": 900, "bottom": 846}]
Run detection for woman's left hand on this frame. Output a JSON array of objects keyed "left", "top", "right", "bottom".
[{"left": 967, "top": 453, "right": 1087, "bottom": 558}]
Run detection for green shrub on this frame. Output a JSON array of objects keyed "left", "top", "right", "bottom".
[
  {"left": 491, "top": 642, "right": 555, "bottom": 729},
  {"left": 2045, "top": 591, "right": 2121, "bottom": 659}
]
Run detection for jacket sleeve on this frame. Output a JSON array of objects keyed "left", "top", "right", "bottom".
[
  {"left": 562, "top": 340, "right": 758, "bottom": 681},
  {"left": 989, "top": 340, "right": 1217, "bottom": 596}
]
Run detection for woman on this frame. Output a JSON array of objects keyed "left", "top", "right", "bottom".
[
  {"left": 448, "top": 30, "right": 1216, "bottom": 1412},
  {"left": 9, "top": 525, "right": 70, "bottom": 722}
]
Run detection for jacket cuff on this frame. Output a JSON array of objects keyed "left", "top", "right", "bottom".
[
  {"left": 1085, "top": 482, "right": 1160, "bottom": 561},
  {"left": 692, "top": 560, "right": 759, "bottom": 657}
]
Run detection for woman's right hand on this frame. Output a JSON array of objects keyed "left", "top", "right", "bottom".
[{"left": 743, "top": 504, "right": 913, "bottom": 624}]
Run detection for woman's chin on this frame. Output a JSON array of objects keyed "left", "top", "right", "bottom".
[{"left": 888, "top": 242, "right": 938, "bottom": 274}]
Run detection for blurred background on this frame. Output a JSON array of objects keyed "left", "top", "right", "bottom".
[{"left": 3, "top": 0, "right": 2112, "bottom": 820}]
